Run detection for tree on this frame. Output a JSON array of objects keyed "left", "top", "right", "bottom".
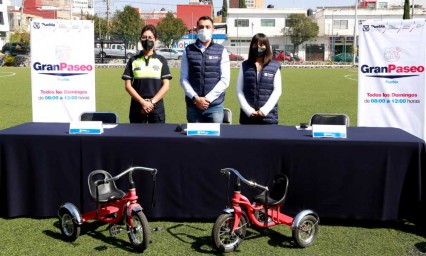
[
  {"left": 87, "top": 14, "right": 108, "bottom": 40},
  {"left": 285, "top": 14, "right": 319, "bottom": 53},
  {"left": 156, "top": 12, "right": 188, "bottom": 48},
  {"left": 10, "top": 31, "right": 30, "bottom": 46},
  {"left": 403, "top": 0, "right": 410, "bottom": 19},
  {"left": 110, "top": 6, "right": 144, "bottom": 48},
  {"left": 222, "top": 0, "right": 228, "bottom": 23},
  {"left": 239, "top": 0, "right": 246, "bottom": 8}
]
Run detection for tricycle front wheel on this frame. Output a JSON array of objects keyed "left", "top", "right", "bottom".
[
  {"left": 127, "top": 211, "right": 150, "bottom": 252},
  {"left": 292, "top": 215, "right": 319, "bottom": 247},
  {"left": 212, "top": 213, "right": 247, "bottom": 253}
]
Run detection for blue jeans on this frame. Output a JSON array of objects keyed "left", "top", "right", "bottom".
[{"left": 187, "top": 103, "right": 224, "bottom": 123}]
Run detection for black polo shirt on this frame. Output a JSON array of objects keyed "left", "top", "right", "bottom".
[{"left": 122, "top": 52, "right": 172, "bottom": 115}]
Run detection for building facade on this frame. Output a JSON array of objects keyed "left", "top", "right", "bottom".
[
  {"left": 313, "top": 5, "right": 426, "bottom": 61},
  {"left": 177, "top": 4, "right": 212, "bottom": 31},
  {"left": 230, "top": 0, "right": 264, "bottom": 8},
  {"left": 225, "top": 4, "right": 426, "bottom": 61},
  {"left": 4, "top": 0, "right": 426, "bottom": 61},
  {"left": 3, "top": 0, "right": 95, "bottom": 40},
  {"left": 0, "top": 0, "right": 10, "bottom": 47},
  {"left": 225, "top": 8, "right": 306, "bottom": 59}
]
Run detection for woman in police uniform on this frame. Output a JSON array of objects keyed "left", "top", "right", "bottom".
[{"left": 122, "top": 25, "right": 172, "bottom": 123}]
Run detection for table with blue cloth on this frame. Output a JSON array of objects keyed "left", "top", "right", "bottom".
[{"left": 0, "top": 123, "right": 424, "bottom": 226}]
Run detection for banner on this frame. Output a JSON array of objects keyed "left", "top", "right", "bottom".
[
  {"left": 31, "top": 19, "right": 95, "bottom": 122},
  {"left": 358, "top": 19, "right": 426, "bottom": 139}
]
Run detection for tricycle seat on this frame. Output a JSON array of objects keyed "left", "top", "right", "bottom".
[
  {"left": 254, "top": 174, "right": 288, "bottom": 207},
  {"left": 88, "top": 170, "right": 125, "bottom": 203}
]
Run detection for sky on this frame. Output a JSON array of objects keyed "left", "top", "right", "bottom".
[
  {"left": 97, "top": 0, "right": 364, "bottom": 15},
  {"left": 92, "top": 0, "right": 426, "bottom": 17}
]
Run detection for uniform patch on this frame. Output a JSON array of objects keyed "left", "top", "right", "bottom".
[{"left": 263, "top": 72, "right": 274, "bottom": 77}]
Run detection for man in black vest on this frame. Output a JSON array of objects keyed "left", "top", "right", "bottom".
[{"left": 180, "top": 16, "right": 230, "bottom": 123}]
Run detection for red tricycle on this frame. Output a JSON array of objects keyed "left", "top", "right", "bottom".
[
  {"left": 57, "top": 166, "right": 157, "bottom": 252},
  {"left": 212, "top": 168, "right": 319, "bottom": 252}
]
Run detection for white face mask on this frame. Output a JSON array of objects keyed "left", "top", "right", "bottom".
[{"left": 197, "top": 29, "right": 212, "bottom": 43}]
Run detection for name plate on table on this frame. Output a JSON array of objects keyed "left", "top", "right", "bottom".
[
  {"left": 312, "top": 124, "right": 347, "bottom": 138},
  {"left": 69, "top": 121, "right": 103, "bottom": 134},
  {"left": 187, "top": 123, "right": 220, "bottom": 136}
]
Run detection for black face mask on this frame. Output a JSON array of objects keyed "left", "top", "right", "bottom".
[
  {"left": 251, "top": 47, "right": 266, "bottom": 57},
  {"left": 141, "top": 40, "right": 154, "bottom": 51}
]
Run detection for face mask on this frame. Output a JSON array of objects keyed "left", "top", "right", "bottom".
[
  {"left": 141, "top": 40, "right": 154, "bottom": 51},
  {"left": 251, "top": 47, "right": 266, "bottom": 57},
  {"left": 198, "top": 29, "right": 212, "bottom": 43}
]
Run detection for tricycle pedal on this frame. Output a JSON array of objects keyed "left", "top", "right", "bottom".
[{"left": 109, "top": 225, "right": 125, "bottom": 237}]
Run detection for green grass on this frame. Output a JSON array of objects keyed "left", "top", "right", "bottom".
[
  {"left": 0, "top": 66, "right": 425, "bottom": 255},
  {"left": 0, "top": 66, "right": 358, "bottom": 129}
]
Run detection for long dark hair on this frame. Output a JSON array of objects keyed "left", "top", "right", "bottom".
[{"left": 247, "top": 33, "right": 273, "bottom": 65}]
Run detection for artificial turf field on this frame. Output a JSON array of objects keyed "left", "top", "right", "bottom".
[{"left": 0, "top": 66, "right": 425, "bottom": 255}]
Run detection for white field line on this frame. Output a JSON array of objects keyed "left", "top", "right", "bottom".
[
  {"left": 0, "top": 72, "right": 17, "bottom": 78},
  {"left": 345, "top": 70, "right": 358, "bottom": 82}
]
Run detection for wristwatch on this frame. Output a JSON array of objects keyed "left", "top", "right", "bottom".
[{"left": 192, "top": 96, "right": 197, "bottom": 104}]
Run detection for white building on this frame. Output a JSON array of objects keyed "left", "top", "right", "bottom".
[
  {"left": 225, "top": 8, "right": 306, "bottom": 59},
  {"left": 314, "top": 6, "right": 426, "bottom": 60},
  {"left": 225, "top": 5, "right": 426, "bottom": 61},
  {"left": 72, "top": 0, "right": 94, "bottom": 18},
  {"left": 0, "top": 0, "right": 10, "bottom": 47}
]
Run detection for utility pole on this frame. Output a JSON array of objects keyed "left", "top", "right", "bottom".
[
  {"left": 20, "top": 0, "right": 25, "bottom": 31},
  {"left": 106, "top": 0, "right": 110, "bottom": 39},
  {"left": 70, "top": 0, "right": 73, "bottom": 19},
  {"left": 353, "top": 0, "right": 358, "bottom": 65}
]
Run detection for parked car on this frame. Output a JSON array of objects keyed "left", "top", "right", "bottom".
[
  {"left": 173, "top": 48, "right": 185, "bottom": 54},
  {"left": 228, "top": 50, "right": 244, "bottom": 61},
  {"left": 273, "top": 49, "right": 291, "bottom": 62},
  {"left": 155, "top": 48, "right": 183, "bottom": 60},
  {"left": 291, "top": 52, "right": 303, "bottom": 62},
  {"left": 334, "top": 53, "right": 358, "bottom": 63},
  {"left": 1, "top": 42, "right": 30, "bottom": 55},
  {"left": 94, "top": 44, "right": 137, "bottom": 59}
]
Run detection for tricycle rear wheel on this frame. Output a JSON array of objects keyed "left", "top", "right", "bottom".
[
  {"left": 292, "top": 215, "right": 319, "bottom": 247},
  {"left": 58, "top": 209, "right": 80, "bottom": 241},
  {"left": 212, "top": 213, "right": 247, "bottom": 253}
]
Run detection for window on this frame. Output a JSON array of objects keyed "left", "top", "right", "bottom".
[
  {"left": 333, "top": 20, "right": 348, "bottom": 29},
  {"left": 378, "top": 2, "right": 388, "bottom": 9},
  {"left": 235, "top": 19, "right": 249, "bottom": 27},
  {"left": 261, "top": 19, "right": 275, "bottom": 27},
  {"left": 0, "top": 12, "right": 3, "bottom": 25},
  {"left": 230, "top": 39, "right": 251, "bottom": 43},
  {"left": 245, "top": 0, "right": 254, "bottom": 8}
]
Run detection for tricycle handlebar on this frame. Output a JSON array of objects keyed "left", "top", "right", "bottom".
[
  {"left": 220, "top": 168, "right": 268, "bottom": 191},
  {"left": 102, "top": 166, "right": 157, "bottom": 184}
]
